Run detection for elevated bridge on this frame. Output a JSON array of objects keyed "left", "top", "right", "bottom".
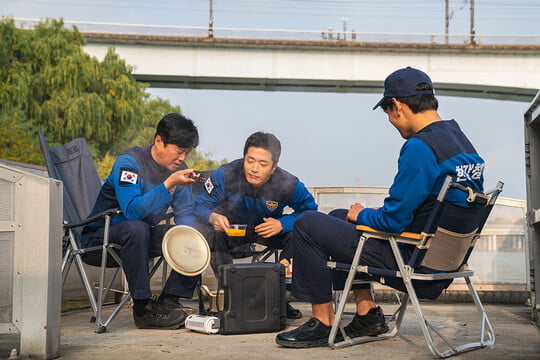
[{"left": 82, "top": 32, "right": 540, "bottom": 102}]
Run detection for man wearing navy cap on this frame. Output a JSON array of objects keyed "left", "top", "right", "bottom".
[{"left": 275, "top": 67, "right": 485, "bottom": 348}]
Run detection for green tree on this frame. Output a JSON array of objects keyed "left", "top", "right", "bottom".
[
  {"left": 187, "top": 149, "right": 228, "bottom": 172},
  {"left": 0, "top": 18, "right": 226, "bottom": 173}
]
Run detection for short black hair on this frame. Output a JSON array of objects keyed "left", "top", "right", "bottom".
[
  {"left": 243, "top": 132, "right": 281, "bottom": 164},
  {"left": 155, "top": 113, "right": 199, "bottom": 148},
  {"left": 380, "top": 83, "right": 438, "bottom": 114}
]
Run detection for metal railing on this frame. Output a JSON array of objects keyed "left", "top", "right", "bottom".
[
  {"left": 309, "top": 186, "right": 529, "bottom": 290},
  {"left": 11, "top": 17, "right": 540, "bottom": 46}
]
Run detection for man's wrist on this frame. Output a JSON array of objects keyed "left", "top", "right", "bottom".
[
  {"left": 208, "top": 212, "right": 217, "bottom": 225},
  {"left": 163, "top": 179, "right": 172, "bottom": 192}
]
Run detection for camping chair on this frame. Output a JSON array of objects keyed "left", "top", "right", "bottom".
[
  {"left": 327, "top": 175, "right": 503, "bottom": 358},
  {"left": 37, "top": 130, "right": 166, "bottom": 333}
]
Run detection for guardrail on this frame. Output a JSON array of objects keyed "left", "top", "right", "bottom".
[
  {"left": 12, "top": 17, "right": 540, "bottom": 46},
  {"left": 308, "top": 186, "right": 529, "bottom": 301}
]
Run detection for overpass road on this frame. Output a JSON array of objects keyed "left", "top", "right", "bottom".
[{"left": 83, "top": 33, "right": 540, "bottom": 102}]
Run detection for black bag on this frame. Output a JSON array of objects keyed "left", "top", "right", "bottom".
[{"left": 218, "top": 263, "right": 286, "bottom": 334}]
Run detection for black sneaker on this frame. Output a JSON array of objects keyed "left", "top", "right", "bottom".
[
  {"left": 276, "top": 318, "right": 336, "bottom": 348},
  {"left": 344, "top": 306, "right": 389, "bottom": 338},
  {"left": 156, "top": 294, "right": 196, "bottom": 315},
  {"left": 133, "top": 298, "right": 188, "bottom": 330},
  {"left": 286, "top": 301, "right": 303, "bottom": 319},
  {"left": 157, "top": 294, "right": 183, "bottom": 312}
]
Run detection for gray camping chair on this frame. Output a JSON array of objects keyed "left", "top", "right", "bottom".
[
  {"left": 327, "top": 175, "right": 503, "bottom": 358},
  {"left": 38, "top": 130, "right": 167, "bottom": 333}
]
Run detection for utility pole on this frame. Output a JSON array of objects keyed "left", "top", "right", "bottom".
[
  {"left": 445, "top": 0, "right": 449, "bottom": 44},
  {"left": 470, "top": 0, "right": 476, "bottom": 45},
  {"left": 209, "top": 0, "right": 214, "bottom": 38}
]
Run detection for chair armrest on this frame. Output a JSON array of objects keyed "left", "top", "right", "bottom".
[
  {"left": 64, "top": 208, "right": 122, "bottom": 229},
  {"left": 355, "top": 225, "right": 424, "bottom": 244}
]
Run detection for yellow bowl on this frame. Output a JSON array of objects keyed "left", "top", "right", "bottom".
[{"left": 226, "top": 228, "right": 246, "bottom": 237}]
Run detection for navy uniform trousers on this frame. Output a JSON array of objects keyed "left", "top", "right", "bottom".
[
  {"left": 82, "top": 220, "right": 199, "bottom": 300},
  {"left": 291, "top": 210, "right": 452, "bottom": 304}
]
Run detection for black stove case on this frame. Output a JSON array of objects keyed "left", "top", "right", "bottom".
[{"left": 218, "top": 263, "right": 286, "bottom": 334}]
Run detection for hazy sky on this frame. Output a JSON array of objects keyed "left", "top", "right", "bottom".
[{"left": 2, "top": 0, "right": 539, "bottom": 199}]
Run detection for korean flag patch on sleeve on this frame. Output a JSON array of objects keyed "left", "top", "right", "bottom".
[
  {"left": 204, "top": 177, "right": 214, "bottom": 194},
  {"left": 119, "top": 168, "right": 139, "bottom": 185}
]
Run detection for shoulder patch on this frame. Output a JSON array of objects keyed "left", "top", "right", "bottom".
[
  {"left": 204, "top": 177, "right": 214, "bottom": 194},
  {"left": 119, "top": 168, "right": 138, "bottom": 185}
]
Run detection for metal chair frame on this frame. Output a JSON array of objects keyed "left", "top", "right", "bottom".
[
  {"left": 327, "top": 175, "right": 503, "bottom": 358},
  {"left": 38, "top": 131, "right": 166, "bottom": 333},
  {"left": 61, "top": 210, "right": 166, "bottom": 333}
]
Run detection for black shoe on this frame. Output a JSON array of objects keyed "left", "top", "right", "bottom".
[
  {"left": 276, "top": 318, "right": 332, "bottom": 348},
  {"left": 286, "top": 302, "right": 303, "bottom": 319},
  {"left": 344, "top": 306, "right": 389, "bottom": 338},
  {"left": 157, "top": 293, "right": 196, "bottom": 315},
  {"left": 133, "top": 298, "right": 188, "bottom": 330},
  {"left": 157, "top": 293, "right": 184, "bottom": 312}
]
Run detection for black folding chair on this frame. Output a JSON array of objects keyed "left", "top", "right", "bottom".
[
  {"left": 327, "top": 175, "right": 503, "bottom": 358},
  {"left": 38, "top": 130, "right": 165, "bottom": 333}
]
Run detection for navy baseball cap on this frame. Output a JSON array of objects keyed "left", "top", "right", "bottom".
[{"left": 373, "top": 67, "right": 435, "bottom": 110}]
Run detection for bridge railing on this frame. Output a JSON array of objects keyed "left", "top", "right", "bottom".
[
  {"left": 308, "top": 186, "right": 529, "bottom": 298},
  {"left": 12, "top": 17, "right": 540, "bottom": 46}
]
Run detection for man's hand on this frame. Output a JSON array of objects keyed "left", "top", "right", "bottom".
[
  {"left": 163, "top": 169, "right": 197, "bottom": 191},
  {"left": 255, "top": 217, "right": 283, "bottom": 238},
  {"left": 209, "top": 212, "right": 230, "bottom": 233},
  {"left": 346, "top": 202, "right": 365, "bottom": 223}
]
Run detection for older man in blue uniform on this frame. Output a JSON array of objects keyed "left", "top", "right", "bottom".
[{"left": 82, "top": 113, "right": 200, "bottom": 330}]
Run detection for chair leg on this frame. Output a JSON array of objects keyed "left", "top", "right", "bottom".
[
  {"left": 71, "top": 253, "right": 99, "bottom": 316},
  {"left": 95, "top": 243, "right": 109, "bottom": 333},
  {"left": 97, "top": 249, "right": 157, "bottom": 332},
  {"left": 93, "top": 251, "right": 167, "bottom": 333},
  {"left": 61, "top": 248, "right": 74, "bottom": 286},
  {"left": 385, "top": 293, "right": 409, "bottom": 337},
  {"left": 98, "top": 292, "right": 132, "bottom": 332},
  {"left": 196, "top": 282, "right": 207, "bottom": 315},
  {"left": 63, "top": 228, "right": 165, "bottom": 333},
  {"left": 329, "top": 235, "right": 392, "bottom": 349},
  {"left": 161, "top": 261, "right": 168, "bottom": 291},
  {"left": 464, "top": 277, "right": 496, "bottom": 348},
  {"left": 68, "top": 234, "right": 170, "bottom": 333},
  {"left": 388, "top": 239, "right": 495, "bottom": 358},
  {"left": 251, "top": 247, "right": 277, "bottom": 263}
]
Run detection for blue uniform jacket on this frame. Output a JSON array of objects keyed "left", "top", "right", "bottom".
[
  {"left": 84, "top": 146, "right": 195, "bottom": 234},
  {"left": 358, "top": 120, "right": 485, "bottom": 233},
  {"left": 194, "top": 159, "right": 317, "bottom": 234}
]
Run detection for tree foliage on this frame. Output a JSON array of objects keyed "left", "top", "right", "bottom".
[{"left": 0, "top": 18, "right": 226, "bottom": 174}]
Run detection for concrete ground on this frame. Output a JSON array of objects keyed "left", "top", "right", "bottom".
[{"left": 2, "top": 300, "right": 539, "bottom": 360}]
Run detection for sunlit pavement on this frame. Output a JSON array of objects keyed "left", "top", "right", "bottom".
[{"left": 2, "top": 300, "right": 539, "bottom": 360}]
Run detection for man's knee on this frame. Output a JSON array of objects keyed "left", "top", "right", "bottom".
[
  {"left": 295, "top": 210, "right": 320, "bottom": 230},
  {"left": 328, "top": 208, "right": 348, "bottom": 220},
  {"left": 122, "top": 220, "right": 149, "bottom": 234}
]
